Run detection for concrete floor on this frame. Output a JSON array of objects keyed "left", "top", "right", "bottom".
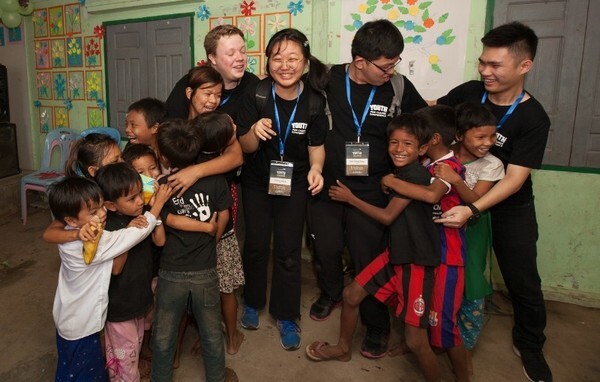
[{"left": 1, "top": 207, "right": 599, "bottom": 381}]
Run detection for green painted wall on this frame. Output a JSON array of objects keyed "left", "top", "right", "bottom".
[{"left": 16, "top": 0, "right": 600, "bottom": 306}]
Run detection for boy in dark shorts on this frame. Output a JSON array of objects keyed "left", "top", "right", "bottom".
[{"left": 305, "top": 114, "right": 442, "bottom": 382}]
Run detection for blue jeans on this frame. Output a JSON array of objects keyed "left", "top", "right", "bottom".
[{"left": 151, "top": 268, "right": 224, "bottom": 382}]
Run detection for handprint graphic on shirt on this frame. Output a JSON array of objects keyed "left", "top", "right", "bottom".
[{"left": 190, "top": 193, "right": 211, "bottom": 221}]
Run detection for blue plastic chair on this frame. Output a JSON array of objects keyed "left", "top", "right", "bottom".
[
  {"left": 79, "top": 127, "right": 122, "bottom": 146},
  {"left": 20, "top": 128, "right": 79, "bottom": 224}
]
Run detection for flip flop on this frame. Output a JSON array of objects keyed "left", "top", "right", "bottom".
[{"left": 305, "top": 341, "right": 351, "bottom": 362}]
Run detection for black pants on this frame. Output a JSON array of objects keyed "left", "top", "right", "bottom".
[
  {"left": 242, "top": 187, "right": 306, "bottom": 321},
  {"left": 491, "top": 198, "right": 547, "bottom": 352},
  {"left": 308, "top": 197, "right": 390, "bottom": 333}
]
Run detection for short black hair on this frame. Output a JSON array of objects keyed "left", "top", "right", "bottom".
[
  {"left": 191, "top": 111, "right": 234, "bottom": 163},
  {"left": 122, "top": 143, "right": 159, "bottom": 167},
  {"left": 128, "top": 98, "right": 167, "bottom": 128},
  {"left": 387, "top": 113, "right": 432, "bottom": 147},
  {"left": 481, "top": 21, "right": 538, "bottom": 60},
  {"left": 351, "top": 19, "right": 404, "bottom": 61},
  {"left": 415, "top": 105, "right": 456, "bottom": 148},
  {"left": 48, "top": 177, "right": 103, "bottom": 225},
  {"left": 157, "top": 119, "right": 202, "bottom": 169},
  {"left": 455, "top": 102, "right": 498, "bottom": 137},
  {"left": 94, "top": 162, "right": 142, "bottom": 203}
]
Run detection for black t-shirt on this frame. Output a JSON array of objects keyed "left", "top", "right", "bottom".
[
  {"left": 321, "top": 64, "right": 427, "bottom": 206},
  {"left": 237, "top": 78, "right": 328, "bottom": 192},
  {"left": 105, "top": 210, "right": 154, "bottom": 322},
  {"left": 159, "top": 173, "right": 232, "bottom": 271},
  {"left": 388, "top": 161, "right": 441, "bottom": 266},
  {"left": 438, "top": 80, "right": 550, "bottom": 206},
  {"left": 165, "top": 70, "right": 260, "bottom": 123}
]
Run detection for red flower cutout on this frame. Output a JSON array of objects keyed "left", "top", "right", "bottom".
[
  {"left": 196, "top": 60, "right": 208, "bottom": 67},
  {"left": 93, "top": 25, "right": 105, "bottom": 39},
  {"left": 240, "top": 1, "right": 256, "bottom": 16}
]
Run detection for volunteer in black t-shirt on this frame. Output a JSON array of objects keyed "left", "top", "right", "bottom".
[
  {"left": 307, "top": 19, "right": 426, "bottom": 359},
  {"left": 236, "top": 28, "right": 328, "bottom": 351},
  {"left": 436, "top": 22, "right": 553, "bottom": 382}
]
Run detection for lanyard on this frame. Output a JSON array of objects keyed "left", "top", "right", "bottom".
[
  {"left": 346, "top": 70, "right": 376, "bottom": 142},
  {"left": 481, "top": 91, "right": 525, "bottom": 130},
  {"left": 272, "top": 82, "right": 301, "bottom": 160},
  {"left": 219, "top": 93, "right": 232, "bottom": 106}
]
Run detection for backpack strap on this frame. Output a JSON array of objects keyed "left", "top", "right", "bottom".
[
  {"left": 255, "top": 78, "right": 272, "bottom": 113},
  {"left": 387, "top": 74, "right": 405, "bottom": 117}
]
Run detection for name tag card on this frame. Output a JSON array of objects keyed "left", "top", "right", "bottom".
[
  {"left": 345, "top": 142, "right": 369, "bottom": 176},
  {"left": 268, "top": 160, "right": 294, "bottom": 196}
]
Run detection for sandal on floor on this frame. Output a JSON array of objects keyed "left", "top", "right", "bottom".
[{"left": 305, "top": 341, "right": 351, "bottom": 362}]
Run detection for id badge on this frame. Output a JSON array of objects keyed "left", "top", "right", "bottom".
[
  {"left": 268, "top": 160, "right": 294, "bottom": 196},
  {"left": 345, "top": 142, "right": 369, "bottom": 176}
]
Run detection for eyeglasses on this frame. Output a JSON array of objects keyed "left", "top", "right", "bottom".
[
  {"left": 367, "top": 58, "right": 402, "bottom": 74},
  {"left": 269, "top": 57, "right": 303, "bottom": 70}
]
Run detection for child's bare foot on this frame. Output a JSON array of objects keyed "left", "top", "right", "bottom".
[
  {"left": 388, "top": 342, "right": 411, "bottom": 357},
  {"left": 225, "top": 367, "right": 239, "bottom": 382},
  {"left": 305, "top": 341, "right": 351, "bottom": 362},
  {"left": 226, "top": 330, "right": 245, "bottom": 355}
]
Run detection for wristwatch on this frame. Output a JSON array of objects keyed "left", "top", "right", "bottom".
[{"left": 466, "top": 203, "right": 481, "bottom": 221}]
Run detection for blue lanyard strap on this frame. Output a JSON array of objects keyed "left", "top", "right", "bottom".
[
  {"left": 481, "top": 90, "right": 525, "bottom": 129},
  {"left": 345, "top": 70, "right": 376, "bottom": 142},
  {"left": 272, "top": 82, "right": 301, "bottom": 158},
  {"left": 219, "top": 93, "right": 232, "bottom": 106}
]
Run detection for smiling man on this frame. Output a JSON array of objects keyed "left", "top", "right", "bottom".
[
  {"left": 307, "top": 19, "right": 427, "bottom": 360},
  {"left": 435, "top": 22, "right": 552, "bottom": 382}
]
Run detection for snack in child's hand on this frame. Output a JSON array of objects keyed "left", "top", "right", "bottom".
[
  {"left": 83, "top": 217, "right": 103, "bottom": 265},
  {"left": 140, "top": 174, "right": 155, "bottom": 205}
]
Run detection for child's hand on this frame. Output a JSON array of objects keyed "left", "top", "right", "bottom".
[
  {"left": 207, "top": 212, "right": 218, "bottom": 237},
  {"left": 78, "top": 223, "right": 98, "bottom": 242},
  {"left": 434, "top": 163, "right": 462, "bottom": 185},
  {"left": 307, "top": 169, "right": 324, "bottom": 196},
  {"left": 251, "top": 118, "right": 276, "bottom": 141},
  {"left": 381, "top": 173, "right": 395, "bottom": 194},
  {"left": 127, "top": 215, "right": 149, "bottom": 228},
  {"left": 152, "top": 183, "right": 173, "bottom": 206},
  {"left": 328, "top": 180, "right": 354, "bottom": 203}
]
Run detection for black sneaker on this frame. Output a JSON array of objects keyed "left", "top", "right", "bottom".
[
  {"left": 513, "top": 345, "right": 553, "bottom": 382},
  {"left": 360, "top": 327, "right": 389, "bottom": 359},
  {"left": 309, "top": 294, "right": 341, "bottom": 321}
]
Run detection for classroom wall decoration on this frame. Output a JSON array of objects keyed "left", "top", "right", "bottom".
[
  {"left": 31, "top": 3, "right": 106, "bottom": 133},
  {"left": 201, "top": 2, "right": 296, "bottom": 76},
  {"left": 339, "top": 0, "right": 471, "bottom": 99}
]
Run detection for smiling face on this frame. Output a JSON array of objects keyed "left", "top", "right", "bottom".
[
  {"left": 125, "top": 110, "right": 157, "bottom": 146},
  {"left": 387, "top": 128, "right": 428, "bottom": 168},
  {"left": 131, "top": 154, "right": 161, "bottom": 180},
  {"left": 106, "top": 182, "right": 144, "bottom": 217},
  {"left": 209, "top": 34, "right": 247, "bottom": 88},
  {"left": 478, "top": 46, "right": 531, "bottom": 96},
  {"left": 458, "top": 125, "right": 497, "bottom": 161},
  {"left": 186, "top": 82, "right": 223, "bottom": 118},
  {"left": 268, "top": 40, "right": 307, "bottom": 91}
]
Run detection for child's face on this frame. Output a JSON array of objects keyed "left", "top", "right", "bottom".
[
  {"left": 459, "top": 125, "right": 496, "bottom": 159},
  {"left": 187, "top": 82, "right": 223, "bottom": 118},
  {"left": 388, "top": 128, "right": 428, "bottom": 168},
  {"left": 65, "top": 199, "right": 107, "bottom": 229},
  {"left": 106, "top": 182, "right": 145, "bottom": 217},
  {"left": 88, "top": 144, "right": 122, "bottom": 178},
  {"left": 125, "top": 110, "right": 157, "bottom": 146},
  {"left": 131, "top": 154, "right": 161, "bottom": 180}
]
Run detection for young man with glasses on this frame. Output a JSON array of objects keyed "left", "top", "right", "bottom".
[{"left": 308, "top": 19, "right": 427, "bottom": 359}]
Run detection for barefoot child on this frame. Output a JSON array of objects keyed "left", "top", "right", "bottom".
[
  {"left": 305, "top": 114, "right": 442, "bottom": 382},
  {"left": 433, "top": 102, "right": 504, "bottom": 374}
]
